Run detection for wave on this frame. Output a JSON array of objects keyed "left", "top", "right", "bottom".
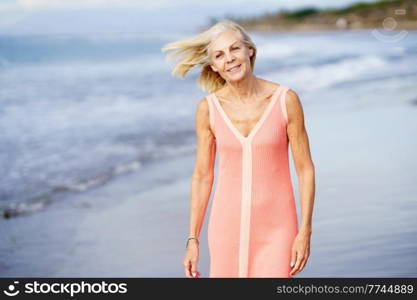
[
  {"left": 1, "top": 137, "right": 195, "bottom": 219},
  {"left": 0, "top": 33, "right": 168, "bottom": 66}
]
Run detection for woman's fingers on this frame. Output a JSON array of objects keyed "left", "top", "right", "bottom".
[
  {"left": 298, "top": 251, "right": 310, "bottom": 273},
  {"left": 290, "top": 251, "right": 304, "bottom": 276},
  {"left": 290, "top": 249, "right": 297, "bottom": 270},
  {"left": 298, "top": 258, "right": 307, "bottom": 274},
  {"left": 183, "top": 259, "right": 200, "bottom": 278},
  {"left": 183, "top": 260, "right": 192, "bottom": 278},
  {"left": 190, "top": 259, "right": 199, "bottom": 278}
]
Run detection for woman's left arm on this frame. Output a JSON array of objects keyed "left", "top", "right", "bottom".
[{"left": 285, "top": 89, "right": 316, "bottom": 276}]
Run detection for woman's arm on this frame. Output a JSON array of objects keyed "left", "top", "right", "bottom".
[
  {"left": 285, "top": 89, "right": 315, "bottom": 276},
  {"left": 187, "top": 97, "right": 217, "bottom": 240},
  {"left": 286, "top": 89, "right": 315, "bottom": 234}
]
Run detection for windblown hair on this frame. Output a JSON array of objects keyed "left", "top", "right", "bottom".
[{"left": 161, "top": 19, "right": 257, "bottom": 93}]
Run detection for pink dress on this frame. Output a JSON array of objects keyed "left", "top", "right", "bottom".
[{"left": 205, "top": 84, "right": 298, "bottom": 278}]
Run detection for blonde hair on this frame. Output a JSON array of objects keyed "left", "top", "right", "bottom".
[{"left": 161, "top": 19, "right": 257, "bottom": 93}]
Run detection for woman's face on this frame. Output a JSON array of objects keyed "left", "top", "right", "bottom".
[{"left": 208, "top": 30, "right": 253, "bottom": 82}]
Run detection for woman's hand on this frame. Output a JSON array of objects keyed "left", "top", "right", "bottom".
[
  {"left": 183, "top": 240, "right": 201, "bottom": 278},
  {"left": 290, "top": 229, "right": 311, "bottom": 276}
]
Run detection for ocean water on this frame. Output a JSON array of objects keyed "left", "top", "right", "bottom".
[
  {"left": 0, "top": 28, "right": 417, "bottom": 277},
  {"left": 0, "top": 29, "right": 416, "bottom": 220}
]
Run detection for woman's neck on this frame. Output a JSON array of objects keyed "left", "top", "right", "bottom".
[{"left": 223, "top": 75, "right": 263, "bottom": 104}]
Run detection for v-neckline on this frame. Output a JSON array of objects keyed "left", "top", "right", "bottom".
[{"left": 212, "top": 84, "right": 283, "bottom": 142}]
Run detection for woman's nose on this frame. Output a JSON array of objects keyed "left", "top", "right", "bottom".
[{"left": 225, "top": 51, "right": 235, "bottom": 62}]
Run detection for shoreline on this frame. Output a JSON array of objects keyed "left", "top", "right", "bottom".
[
  {"left": 245, "top": 26, "right": 417, "bottom": 33},
  {"left": 195, "top": 25, "right": 417, "bottom": 35},
  {"left": 202, "top": 0, "right": 417, "bottom": 33},
  {"left": 1, "top": 95, "right": 416, "bottom": 277}
]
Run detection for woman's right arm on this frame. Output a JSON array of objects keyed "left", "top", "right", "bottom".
[{"left": 183, "top": 97, "right": 216, "bottom": 278}]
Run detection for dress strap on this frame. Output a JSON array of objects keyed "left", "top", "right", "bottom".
[
  {"left": 279, "top": 87, "right": 290, "bottom": 125},
  {"left": 206, "top": 95, "right": 216, "bottom": 136}
]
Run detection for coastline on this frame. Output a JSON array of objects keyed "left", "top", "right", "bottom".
[
  {"left": 244, "top": 26, "right": 417, "bottom": 33},
  {"left": 203, "top": 0, "right": 417, "bottom": 33},
  {"left": 1, "top": 90, "right": 416, "bottom": 277}
]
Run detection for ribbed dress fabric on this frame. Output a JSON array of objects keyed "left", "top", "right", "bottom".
[{"left": 205, "top": 84, "right": 298, "bottom": 278}]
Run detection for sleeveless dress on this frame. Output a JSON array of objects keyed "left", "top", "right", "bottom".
[{"left": 205, "top": 84, "right": 299, "bottom": 278}]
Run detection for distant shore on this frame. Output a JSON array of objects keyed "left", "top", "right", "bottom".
[{"left": 202, "top": 0, "right": 417, "bottom": 32}]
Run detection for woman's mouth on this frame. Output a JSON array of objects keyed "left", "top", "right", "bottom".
[{"left": 227, "top": 64, "right": 241, "bottom": 73}]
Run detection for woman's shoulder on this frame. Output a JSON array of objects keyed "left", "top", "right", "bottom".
[{"left": 258, "top": 79, "right": 301, "bottom": 111}]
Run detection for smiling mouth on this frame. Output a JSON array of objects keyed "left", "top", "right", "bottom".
[{"left": 227, "top": 64, "right": 241, "bottom": 72}]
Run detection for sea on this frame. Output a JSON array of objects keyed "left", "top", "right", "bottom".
[{"left": 1, "top": 28, "right": 416, "bottom": 277}]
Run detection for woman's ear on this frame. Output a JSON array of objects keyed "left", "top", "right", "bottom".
[
  {"left": 210, "top": 64, "right": 218, "bottom": 73},
  {"left": 249, "top": 47, "right": 254, "bottom": 58}
]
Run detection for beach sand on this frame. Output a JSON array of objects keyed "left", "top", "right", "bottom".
[{"left": 1, "top": 95, "right": 416, "bottom": 278}]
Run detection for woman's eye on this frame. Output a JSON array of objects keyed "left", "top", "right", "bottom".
[{"left": 215, "top": 48, "right": 238, "bottom": 58}]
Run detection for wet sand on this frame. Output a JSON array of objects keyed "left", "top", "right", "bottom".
[{"left": 1, "top": 94, "right": 416, "bottom": 278}]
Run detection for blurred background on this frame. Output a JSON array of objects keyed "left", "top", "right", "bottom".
[{"left": 0, "top": 0, "right": 416, "bottom": 277}]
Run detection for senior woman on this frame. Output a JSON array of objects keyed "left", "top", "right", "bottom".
[{"left": 162, "top": 19, "right": 315, "bottom": 278}]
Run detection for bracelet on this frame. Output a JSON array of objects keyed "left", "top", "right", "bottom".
[{"left": 186, "top": 237, "right": 199, "bottom": 249}]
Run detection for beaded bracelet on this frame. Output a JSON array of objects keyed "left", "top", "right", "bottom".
[{"left": 186, "top": 237, "right": 199, "bottom": 249}]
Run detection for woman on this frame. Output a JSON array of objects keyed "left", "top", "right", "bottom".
[{"left": 162, "top": 20, "right": 315, "bottom": 278}]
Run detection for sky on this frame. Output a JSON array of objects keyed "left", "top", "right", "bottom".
[{"left": 0, "top": 0, "right": 381, "bottom": 35}]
